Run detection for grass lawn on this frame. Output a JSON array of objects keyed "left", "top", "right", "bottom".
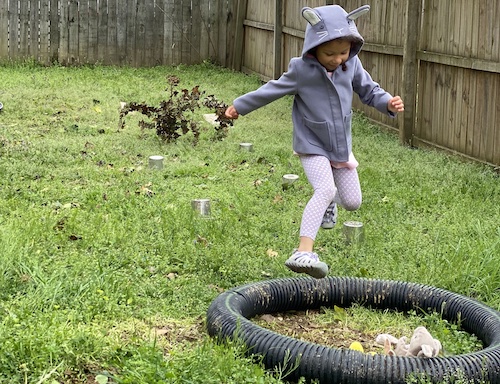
[{"left": 0, "top": 61, "right": 498, "bottom": 383}]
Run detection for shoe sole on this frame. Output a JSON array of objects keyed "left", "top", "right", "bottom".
[
  {"left": 321, "top": 222, "right": 335, "bottom": 229},
  {"left": 285, "top": 260, "right": 329, "bottom": 279}
]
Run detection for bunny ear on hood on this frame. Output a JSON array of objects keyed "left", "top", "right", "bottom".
[
  {"left": 347, "top": 5, "right": 371, "bottom": 21},
  {"left": 302, "top": 7, "right": 323, "bottom": 26},
  {"left": 301, "top": 4, "right": 370, "bottom": 61}
]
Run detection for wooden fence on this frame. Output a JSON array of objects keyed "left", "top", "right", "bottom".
[
  {"left": 1, "top": 0, "right": 499, "bottom": 166},
  {"left": 0, "top": 0, "right": 237, "bottom": 67},
  {"left": 235, "top": 0, "right": 500, "bottom": 167}
]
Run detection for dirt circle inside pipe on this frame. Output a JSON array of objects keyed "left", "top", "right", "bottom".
[{"left": 206, "top": 276, "right": 500, "bottom": 384}]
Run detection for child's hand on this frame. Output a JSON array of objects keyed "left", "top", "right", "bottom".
[
  {"left": 388, "top": 96, "right": 404, "bottom": 113},
  {"left": 225, "top": 105, "right": 239, "bottom": 119}
]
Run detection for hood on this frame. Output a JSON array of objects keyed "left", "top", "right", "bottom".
[{"left": 301, "top": 4, "right": 370, "bottom": 61}]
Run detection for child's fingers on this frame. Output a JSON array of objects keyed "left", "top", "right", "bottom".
[
  {"left": 391, "top": 97, "right": 404, "bottom": 111},
  {"left": 225, "top": 106, "right": 239, "bottom": 119}
]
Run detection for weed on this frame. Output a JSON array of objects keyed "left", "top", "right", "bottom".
[{"left": 119, "top": 74, "right": 233, "bottom": 143}]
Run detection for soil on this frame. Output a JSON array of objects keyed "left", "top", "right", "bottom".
[{"left": 254, "top": 309, "right": 384, "bottom": 354}]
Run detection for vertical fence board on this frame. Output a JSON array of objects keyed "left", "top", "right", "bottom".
[
  {"left": 125, "top": 0, "right": 137, "bottom": 66},
  {"left": 441, "top": 67, "right": 452, "bottom": 149},
  {"left": 180, "top": 0, "right": 191, "bottom": 64},
  {"left": 116, "top": 0, "right": 127, "bottom": 64},
  {"left": 160, "top": 0, "right": 173, "bottom": 66},
  {"left": 494, "top": 2, "right": 500, "bottom": 62},
  {"left": 79, "top": 0, "right": 90, "bottom": 63},
  {"left": 135, "top": 0, "right": 147, "bottom": 67},
  {"left": 59, "top": 1, "right": 69, "bottom": 64},
  {"left": 39, "top": 0, "right": 50, "bottom": 64},
  {"left": 87, "top": 0, "right": 98, "bottom": 63},
  {"left": 447, "top": 0, "right": 459, "bottom": 56},
  {"left": 449, "top": 66, "right": 458, "bottom": 151},
  {"left": 208, "top": 0, "right": 219, "bottom": 63},
  {"left": 97, "top": 0, "right": 108, "bottom": 63},
  {"left": 190, "top": 0, "right": 202, "bottom": 64},
  {"left": 143, "top": 0, "right": 155, "bottom": 67},
  {"left": 216, "top": 0, "right": 227, "bottom": 65},
  {"left": 495, "top": 79, "right": 500, "bottom": 165},
  {"left": 0, "top": 1, "right": 9, "bottom": 60},
  {"left": 29, "top": 0, "right": 40, "bottom": 60},
  {"left": 8, "top": 0, "right": 18, "bottom": 58},
  {"left": 170, "top": 0, "right": 182, "bottom": 65},
  {"left": 481, "top": 73, "right": 497, "bottom": 163},
  {"left": 197, "top": 0, "right": 210, "bottom": 62},
  {"left": 224, "top": 1, "right": 237, "bottom": 68},
  {"left": 452, "top": 67, "right": 464, "bottom": 155},
  {"left": 68, "top": 0, "right": 79, "bottom": 64},
  {"left": 471, "top": 72, "right": 483, "bottom": 160},
  {"left": 107, "top": 0, "right": 118, "bottom": 64},
  {"left": 18, "top": 0, "right": 29, "bottom": 57},
  {"left": 49, "top": 0, "right": 59, "bottom": 62},
  {"left": 0, "top": 0, "right": 7, "bottom": 58},
  {"left": 477, "top": 0, "right": 487, "bottom": 60},
  {"left": 273, "top": 0, "right": 282, "bottom": 79},
  {"left": 152, "top": 0, "right": 164, "bottom": 65},
  {"left": 460, "top": 68, "right": 472, "bottom": 156},
  {"left": 465, "top": 69, "right": 477, "bottom": 157}
]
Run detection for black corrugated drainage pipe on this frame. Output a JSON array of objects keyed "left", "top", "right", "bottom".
[{"left": 206, "top": 277, "right": 500, "bottom": 383}]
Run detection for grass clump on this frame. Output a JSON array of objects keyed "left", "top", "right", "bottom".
[{"left": 0, "top": 61, "right": 498, "bottom": 383}]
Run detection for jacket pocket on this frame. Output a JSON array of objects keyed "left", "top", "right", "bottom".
[{"left": 303, "top": 116, "right": 332, "bottom": 151}]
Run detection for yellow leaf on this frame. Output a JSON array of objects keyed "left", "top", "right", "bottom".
[
  {"left": 349, "top": 342, "right": 364, "bottom": 353},
  {"left": 266, "top": 249, "right": 278, "bottom": 258}
]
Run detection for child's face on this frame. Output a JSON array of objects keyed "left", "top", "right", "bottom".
[{"left": 315, "top": 39, "right": 351, "bottom": 71}]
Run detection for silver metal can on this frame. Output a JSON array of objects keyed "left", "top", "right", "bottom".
[
  {"left": 343, "top": 221, "right": 364, "bottom": 245},
  {"left": 282, "top": 174, "right": 299, "bottom": 190},
  {"left": 148, "top": 155, "right": 164, "bottom": 170},
  {"left": 239, "top": 143, "right": 254, "bottom": 151},
  {"left": 191, "top": 199, "right": 211, "bottom": 216}
]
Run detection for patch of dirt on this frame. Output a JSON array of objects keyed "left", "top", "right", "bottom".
[
  {"left": 151, "top": 317, "right": 206, "bottom": 349},
  {"left": 254, "top": 310, "right": 384, "bottom": 354}
]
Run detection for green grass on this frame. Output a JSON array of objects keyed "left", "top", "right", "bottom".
[{"left": 0, "top": 61, "right": 498, "bottom": 383}]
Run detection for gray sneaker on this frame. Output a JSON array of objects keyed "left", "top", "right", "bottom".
[
  {"left": 321, "top": 202, "right": 337, "bottom": 229},
  {"left": 285, "top": 250, "right": 329, "bottom": 279}
]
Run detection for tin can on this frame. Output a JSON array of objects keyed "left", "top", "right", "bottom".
[
  {"left": 191, "top": 199, "right": 211, "bottom": 216},
  {"left": 343, "top": 221, "right": 364, "bottom": 245},
  {"left": 282, "top": 174, "right": 299, "bottom": 190},
  {"left": 239, "top": 143, "right": 254, "bottom": 151},
  {"left": 148, "top": 155, "right": 164, "bottom": 170}
]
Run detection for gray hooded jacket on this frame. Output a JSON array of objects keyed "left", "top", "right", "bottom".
[{"left": 233, "top": 5, "right": 395, "bottom": 163}]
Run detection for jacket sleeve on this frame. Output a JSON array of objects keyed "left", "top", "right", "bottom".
[
  {"left": 352, "top": 57, "right": 395, "bottom": 117},
  {"left": 233, "top": 59, "right": 299, "bottom": 116}
]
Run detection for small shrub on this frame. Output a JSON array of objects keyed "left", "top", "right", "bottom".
[{"left": 119, "top": 75, "right": 233, "bottom": 143}]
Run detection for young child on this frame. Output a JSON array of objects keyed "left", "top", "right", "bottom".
[{"left": 225, "top": 5, "right": 404, "bottom": 278}]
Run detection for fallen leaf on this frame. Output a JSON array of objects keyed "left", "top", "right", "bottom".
[
  {"left": 166, "top": 272, "right": 178, "bottom": 280},
  {"left": 195, "top": 235, "right": 210, "bottom": 247},
  {"left": 266, "top": 249, "right": 279, "bottom": 258}
]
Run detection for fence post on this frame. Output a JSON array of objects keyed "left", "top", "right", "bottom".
[
  {"left": 400, "top": 0, "right": 422, "bottom": 146},
  {"left": 273, "top": 0, "right": 283, "bottom": 79}
]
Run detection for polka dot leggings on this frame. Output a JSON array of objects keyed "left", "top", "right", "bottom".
[{"left": 299, "top": 154, "right": 362, "bottom": 240}]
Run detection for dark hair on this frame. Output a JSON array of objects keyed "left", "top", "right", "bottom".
[{"left": 310, "top": 36, "right": 362, "bottom": 71}]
